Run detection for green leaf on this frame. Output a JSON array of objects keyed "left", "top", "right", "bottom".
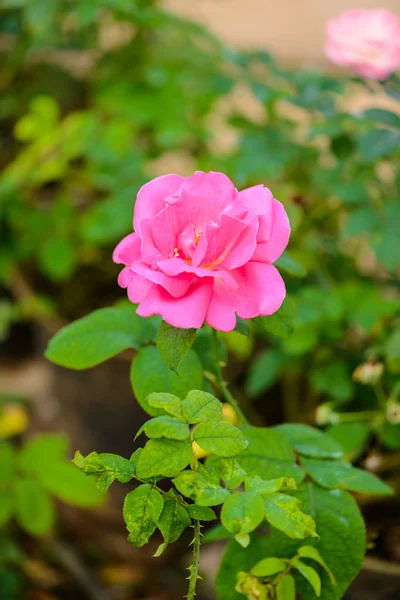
[
  {"left": 235, "top": 533, "right": 251, "bottom": 548},
  {"left": 46, "top": 308, "right": 158, "bottom": 369},
  {"left": 310, "top": 361, "right": 354, "bottom": 403},
  {"left": 275, "top": 252, "right": 307, "bottom": 277},
  {"left": 300, "top": 457, "right": 393, "bottom": 495},
  {"left": 359, "top": 128, "right": 400, "bottom": 162},
  {"left": 326, "top": 422, "right": 370, "bottom": 462},
  {"left": 38, "top": 462, "right": 105, "bottom": 507},
  {"left": 181, "top": 390, "right": 222, "bottom": 424},
  {"left": 147, "top": 393, "right": 183, "bottom": 418},
  {"left": 217, "top": 483, "right": 365, "bottom": 600},
  {"left": 18, "top": 434, "right": 68, "bottom": 472},
  {"left": 193, "top": 422, "right": 248, "bottom": 457},
  {"left": 246, "top": 350, "right": 285, "bottom": 398},
  {"left": 245, "top": 475, "right": 297, "bottom": 495},
  {"left": 274, "top": 424, "right": 343, "bottom": 459},
  {"left": 203, "top": 523, "right": 232, "bottom": 542},
  {"left": 362, "top": 108, "right": 400, "bottom": 128},
  {"left": 73, "top": 451, "right": 136, "bottom": 493},
  {"left": 131, "top": 347, "right": 203, "bottom": 416},
  {"left": 14, "top": 479, "right": 55, "bottom": 536},
  {"left": 217, "top": 483, "right": 365, "bottom": 599},
  {"left": 276, "top": 574, "right": 296, "bottom": 600},
  {"left": 0, "top": 490, "right": 13, "bottom": 527},
  {"left": 192, "top": 329, "right": 228, "bottom": 372},
  {"left": 0, "top": 442, "right": 16, "bottom": 485},
  {"left": 256, "top": 297, "right": 294, "bottom": 339},
  {"left": 250, "top": 557, "right": 287, "bottom": 577},
  {"left": 264, "top": 493, "right": 317, "bottom": 539},
  {"left": 186, "top": 504, "right": 217, "bottom": 521},
  {"left": 221, "top": 492, "right": 264, "bottom": 535},
  {"left": 236, "top": 427, "right": 305, "bottom": 484},
  {"left": 156, "top": 321, "right": 197, "bottom": 371},
  {"left": 136, "top": 439, "right": 193, "bottom": 478},
  {"left": 298, "top": 546, "right": 336, "bottom": 586},
  {"left": 234, "top": 317, "right": 250, "bottom": 336},
  {"left": 123, "top": 484, "right": 164, "bottom": 548},
  {"left": 342, "top": 207, "right": 378, "bottom": 238},
  {"left": 294, "top": 560, "right": 321, "bottom": 596},
  {"left": 129, "top": 448, "right": 142, "bottom": 469},
  {"left": 206, "top": 457, "right": 246, "bottom": 489},
  {"left": 173, "top": 469, "right": 230, "bottom": 506},
  {"left": 135, "top": 416, "right": 190, "bottom": 441},
  {"left": 38, "top": 236, "right": 76, "bottom": 282},
  {"left": 217, "top": 536, "right": 273, "bottom": 600},
  {"left": 155, "top": 498, "right": 191, "bottom": 556}
]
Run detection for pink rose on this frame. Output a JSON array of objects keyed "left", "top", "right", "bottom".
[
  {"left": 113, "top": 172, "right": 290, "bottom": 332},
  {"left": 325, "top": 8, "right": 400, "bottom": 80}
]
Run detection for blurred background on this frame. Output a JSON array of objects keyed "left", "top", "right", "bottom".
[{"left": 0, "top": 1, "right": 400, "bottom": 599}]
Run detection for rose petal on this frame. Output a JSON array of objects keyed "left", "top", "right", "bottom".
[
  {"left": 237, "top": 184, "right": 274, "bottom": 218},
  {"left": 205, "top": 280, "right": 237, "bottom": 332},
  {"left": 113, "top": 233, "right": 141, "bottom": 266},
  {"left": 157, "top": 257, "right": 238, "bottom": 290},
  {"left": 137, "top": 279, "right": 213, "bottom": 329},
  {"left": 131, "top": 261, "right": 193, "bottom": 298},
  {"left": 133, "top": 174, "right": 185, "bottom": 232},
  {"left": 251, "top": 199, "right": 290, "bottom": 263},
  {"left": 234, "top": 262, "right": 286, "bottom": 319},
  {"left": 127, "top": 273, "right": 153, "bottom": 304},
  {"left": 176, "top": 171, "right": 237, "bottom": 229},
  {"left": 118, "top": 267, "right": 134, "bottom": 289},
  {"left": 206, "top": 262, "right": 286, "bottom": 328}
]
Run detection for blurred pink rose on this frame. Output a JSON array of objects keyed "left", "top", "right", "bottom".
[
  {"left": 325, "top": 8, "right": 400, "bottom": 80},
  {"left": 113, "top": 172, "right": 290, "bottom": 331}
]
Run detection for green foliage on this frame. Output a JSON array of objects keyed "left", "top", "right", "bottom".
[
  {"left": 276, "top": 574, "right": 296, "bottom": 600},
  {"left": 155, "top": 497, "right": 191, "bottom": 556},
  {"left": 358, "top": 129, "right": 400, "bottom": 162},
  {"left": 123, "top": 484, "right": 164, "bottom": 548},
  {"left": 136, "top": 438, "right": 193, "bottom": 478},
  {"left": 275, "top": 252, "right": 307, "bottom": 278},
  {"left": 192, "top": 422, "right": 248, "bottom": 457},
  {"left": 217, "top": 483, "right": 365, "bottom": 600},
  {"left": 294, "top": 561, "right": 321, "bottom": 596},
  {"left": 256, "top": 298, "right": 294, "bottom": 340},
  {"left": 18, "top": 4, "right": 400, "bottom": 593},
  {"left": 0, "top": 435, "right": 103, "bottom": 537},
  {"left": 14, "top": 479, "right": 54, "bottom": 536},
  {"left": 274, "top": 424, "right": 343, "bottom": 459},
  {"left": 236, "top": 427, "right": 305, "bottom": 483},
  {"left": 45, "top": 307, "right": 159, "bottom": 369},
  {"left": 73, "top": 451, "right": 136, "bottom": 492},
  {"left": 173, "top": 468, "right": 231, "bottom": 507},
  {"left": 207, "top": 457, "right": 246, "bottom": 489},
  {"left": 186, "top": 504, "right": 217, "bottom": 521},
  {"left": 221, "top": 492, "right": 264, "bottom": 537},
  {"left": 300, "top": 457, "right": 393, "bottom": 495},
  {"left": 251, "top": 557, "right": 287, "bottom": 577},
  {"left": 135, "top": 416, "right": 190, "bottom": 441},
  {"left": 326, "top": 422, "right": 370, "bottom": 462},
  {"left": 130, "top": 347, "right": 203, "bottom": 416},
  {"left": 182, "top": 390, "right": 223, "bottom": 424},
  {"left": 156, "top": 321, "right": 197, "bottom": 371},
  {"left": 246, "top": 349, "right": 285, "bottom": 398},
  {"left": 147, "top": 392, "right": 184, "bottom": 418},
  {"left": 263, "top": 493, "right": 317, "bottom": 540}
]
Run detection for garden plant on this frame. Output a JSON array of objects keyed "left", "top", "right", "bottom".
[{"left": 1, "top": 2, "right": 400, "bottom": 599}]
